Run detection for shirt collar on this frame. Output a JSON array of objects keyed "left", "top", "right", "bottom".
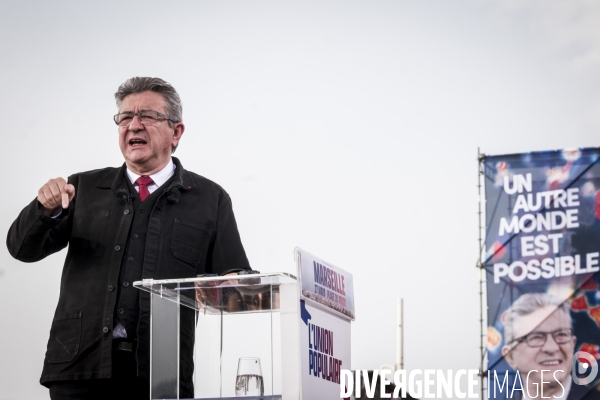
[{"left": 126, "top": 158, "right": 175, "bottom": 187}]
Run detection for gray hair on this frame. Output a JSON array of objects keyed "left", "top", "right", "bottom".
[
  {"left": 115, "top": 77, "right": 183, "bottom": 152},
  {"left": 503, "top": 293, "right": 571, "bottom": 344}
]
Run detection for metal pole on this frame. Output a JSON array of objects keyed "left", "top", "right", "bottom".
[
  {"left": 396, "top": 298, "right": 404, "bottom": 372},
  {"left": 477, "top": 148, "right": 486, "bottom": 400}
]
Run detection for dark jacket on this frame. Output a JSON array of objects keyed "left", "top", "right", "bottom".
[{"left": 6, "top": 157, "right": 250, "bottom": 387}]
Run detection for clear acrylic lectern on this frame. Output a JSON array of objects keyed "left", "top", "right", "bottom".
[{"left": 133, "top": 273, "right": 300, "bottom": 400}]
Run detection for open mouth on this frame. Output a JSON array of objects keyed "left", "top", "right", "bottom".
[{"left": 129, "top": 138, "right": 147, "bottom": 147}]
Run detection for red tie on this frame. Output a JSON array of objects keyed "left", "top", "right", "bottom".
[{"left": 136, "top": 176, "right": 154, "bottom": 201}]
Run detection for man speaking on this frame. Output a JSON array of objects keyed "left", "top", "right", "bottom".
[{"left": 7, "top": 77, "right": 251, "bottom": 399}]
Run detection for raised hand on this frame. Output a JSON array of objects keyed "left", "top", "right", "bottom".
[{"left": 37, "top": 178, "right": 75, "bottom": 216}]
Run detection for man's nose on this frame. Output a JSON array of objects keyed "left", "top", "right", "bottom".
[
  {"left": 541, "top": 334, "right": 560, "bottom": 352},
  {"left": 129, "top": 114, "right": 144, "bottom": 131}
]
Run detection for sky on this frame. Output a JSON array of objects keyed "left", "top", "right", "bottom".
[{"left": 1, "top": 1, "right": 600, "bottom": 398}]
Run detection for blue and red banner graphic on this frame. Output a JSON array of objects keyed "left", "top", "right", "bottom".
[{"left": 484, "top": 148, "right": 600, "bottom": 399}]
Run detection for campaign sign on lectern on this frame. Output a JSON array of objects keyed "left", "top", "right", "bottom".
[
  {"left": 134, "top": 250, "right": 354, "bottom": 400},
  {"left": 295, "top": 248, "right": 355, "bottom": 399}
]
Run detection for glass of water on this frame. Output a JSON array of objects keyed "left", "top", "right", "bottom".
[{"left": 235, "top": 357, "right": 264, "bottom": 397}]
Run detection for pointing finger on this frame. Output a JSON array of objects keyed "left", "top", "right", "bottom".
[
  {"left": 64, "top": 184, "right": 75, "bottom": 201},
  {"left": 62, "top": 191, "right": 70, "bottom": 209}
]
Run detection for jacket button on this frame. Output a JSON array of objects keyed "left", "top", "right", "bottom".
[
  {"left": 108, "top": 285, "right": 114, "bottom": 292},
  {"left": 123, "top": 281, "right": 130, "bottom": 287},
  {"left": 114, "top": 246, "right": 121, "bottom": 251},
  {"left": 124, "top": 209, "right": 130, "bottom": 215},
  {"left": 128, "top": 257, "right": 134, "bottom": 262},
  {"left": 118, "top": 308, "right": 125, "bottom": 315},
  {"left": 132, "top": 234, "right": 139, "bottom": 239},
  {"left": 103, "top": 327, "right": 109, "bottom": 334}
]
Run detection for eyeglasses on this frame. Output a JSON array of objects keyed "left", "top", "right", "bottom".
[
  {"left": 511, "top": 328, "right": 573, "bottom": 348},
  {"left": 113, "top": 110, "right": 178, "bottom": 126}
]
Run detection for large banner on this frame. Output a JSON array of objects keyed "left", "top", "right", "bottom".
[{"left": 484, "top": 148, "right": 600, "bottom": 399}]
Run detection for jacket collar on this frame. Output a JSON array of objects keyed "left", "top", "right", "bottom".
[
  {"left": 97, "top": 157, "right": 196, "bottom": 199},
  {"left": 167, "top": 157, "right": 196, "bottom": 192}
]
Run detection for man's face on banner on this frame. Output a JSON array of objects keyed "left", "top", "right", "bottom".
[{"left": 503, "top": 306, "right": 576, "bottom": 387}]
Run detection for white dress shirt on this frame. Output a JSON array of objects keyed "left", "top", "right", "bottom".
[{"left": 126, "top": 158, "right": 175, "bottom": 196}]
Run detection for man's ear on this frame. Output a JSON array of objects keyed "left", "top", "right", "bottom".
[
  {"left": 502, "top": 345, "right": 518, "bottom": 370},
  {"left": 173, "top": 122, "right": 185, "bottom": 138},
  {"left": 171, "top": 122, "right": 185, "bottom": 148}
]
